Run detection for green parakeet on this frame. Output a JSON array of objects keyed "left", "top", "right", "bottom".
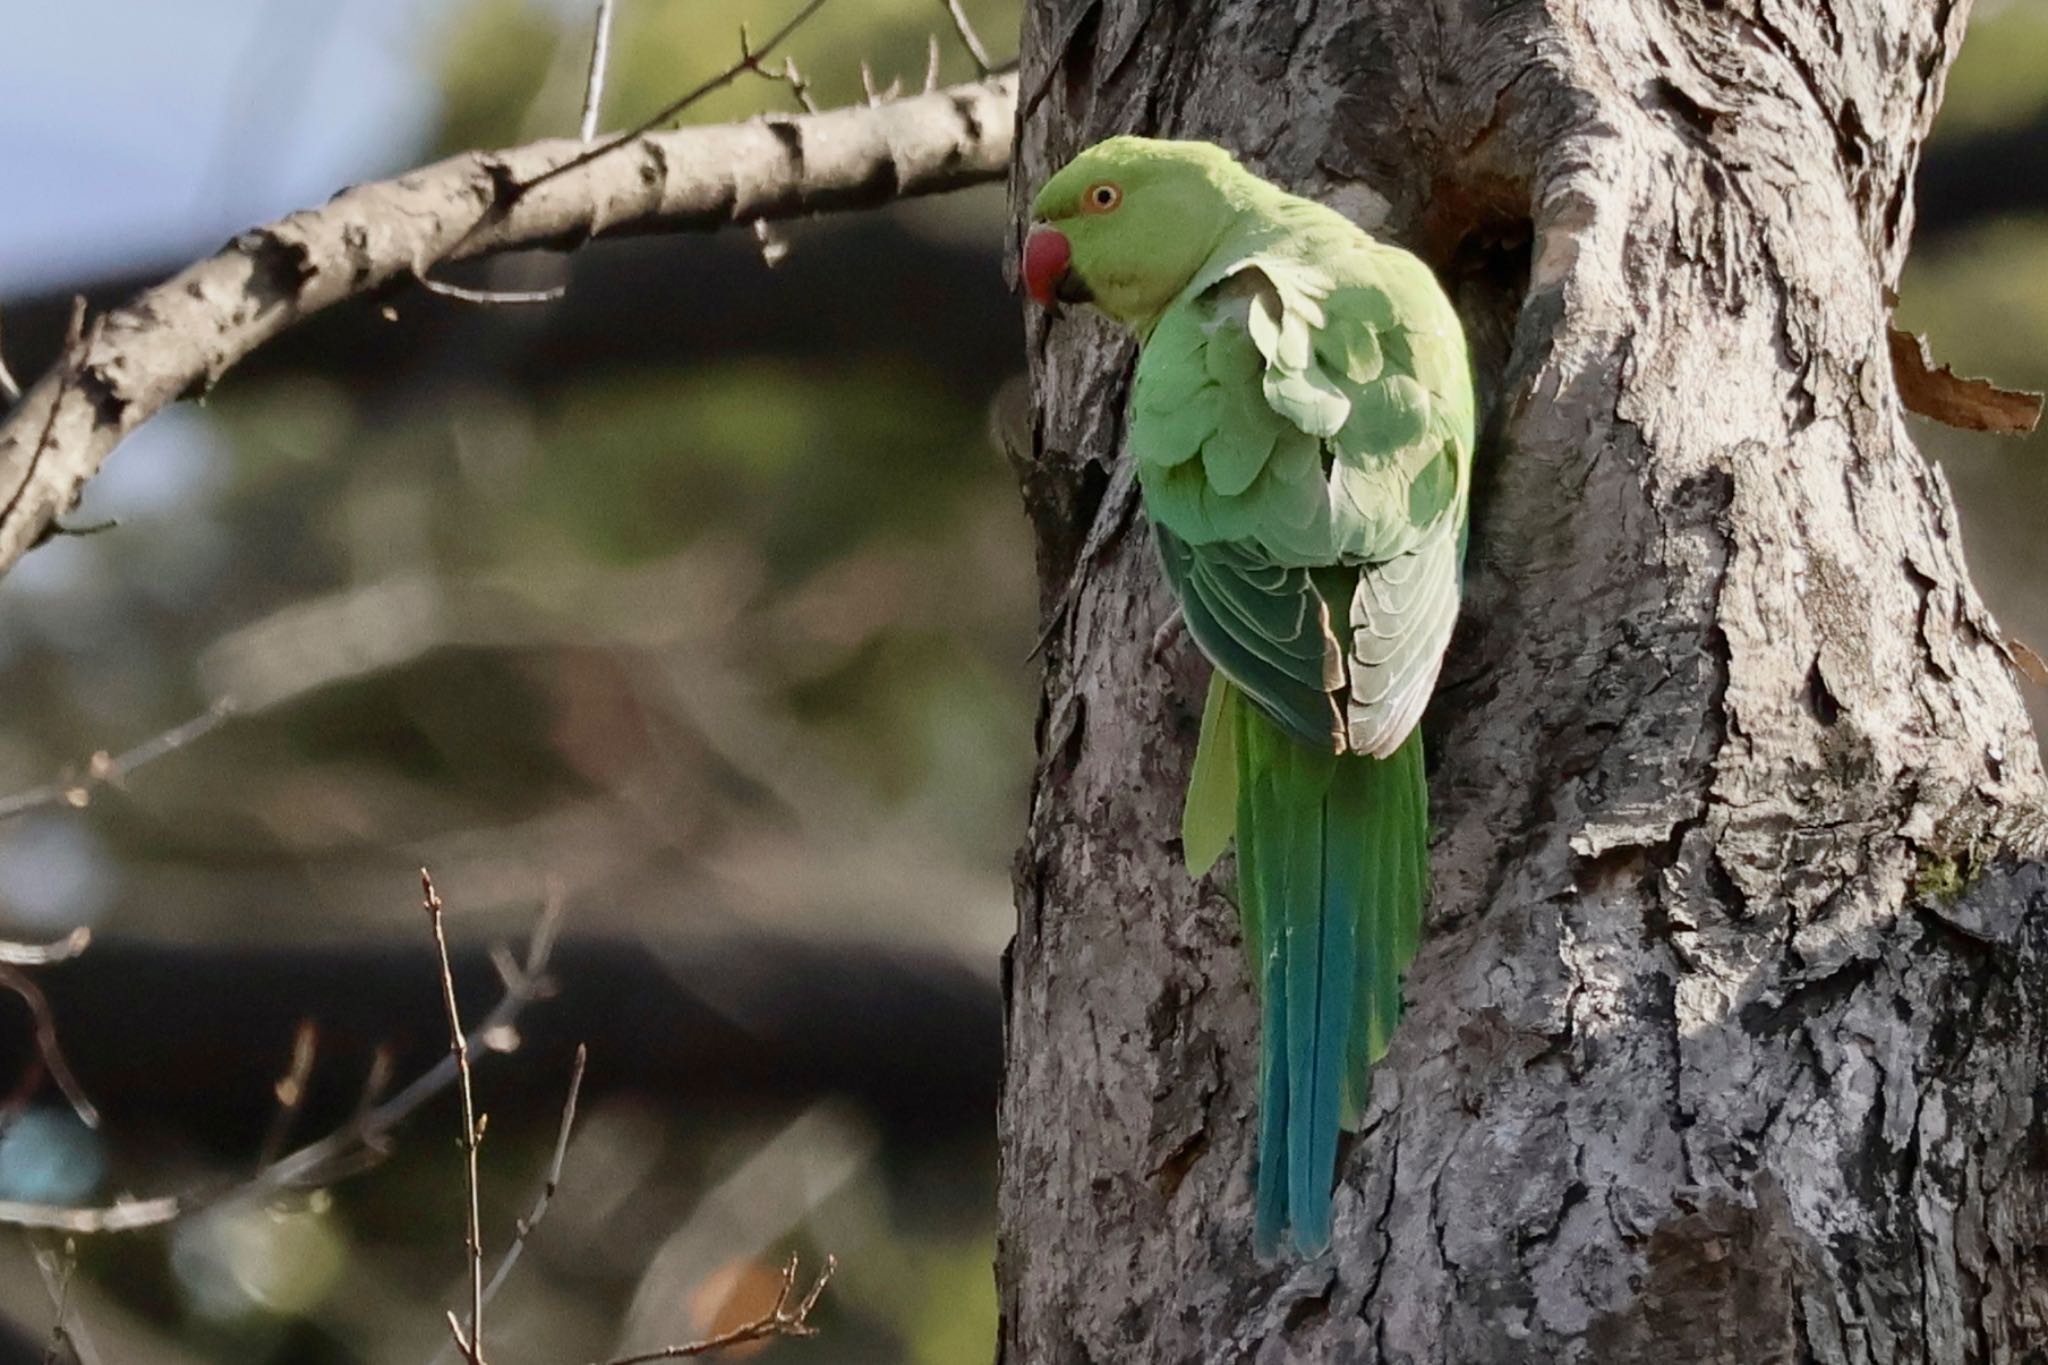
[{"left": 1024, "top": 137, "right": 1474, "bottom": 1256}]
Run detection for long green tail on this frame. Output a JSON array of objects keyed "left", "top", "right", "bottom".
[{"left": 1185, "top": 674, "right": 1427, "bottom": 1257}]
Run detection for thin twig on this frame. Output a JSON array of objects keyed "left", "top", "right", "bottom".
[
  {"left": 418, "top": 0, "right": 614, "bottom": 311},
  {"left": 33, "top": 1241, "right": 100, "bottom": 1365},
  {"left": 0, "top": 964, "right": 98, "bottom": 1128},
  {"left": 0, "top": 700, "right": 236, "bottom": 823},
  {"left": 419, "top": 0, "right": 834, "bottom": 298},
  {"left": 255, "top": 1019, "right": 319, "bottom": 1172},
  {"left": 0, "top": 887, "right": 567, "bottom": 1234},
  {"left": 352, "top": 1043, "right": 397, "bottom": 1135},
  {"left": 0, "top": 305, "right": 22, "bottom": 407},
  {"left": 425, "top": 870, "right": 487, "bottom": 1365},
  {"left": 427, "top": 1045, "right": 588, "bottom": 1365},
  {"left": 777, "top": 57, "right": 819, "bottom": 114},
  {"left": 940, "top": 0, "right": 993, "bottom": 73},
  {"left": 580, "top": 0, "right": 618, "bottom": 142},
  {"left": 596, "top": 1254, "right": 835, "bottom": 1365},
  {"left": 413, "top": 273, "right": 567, "bottom": 309},
  {"left": 507, "top": 0, "right": 834, "bottom": 206}
]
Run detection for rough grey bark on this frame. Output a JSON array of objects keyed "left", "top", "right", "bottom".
[{"left": 999, "top": 0, "right": 2048, "bottom": 1360}]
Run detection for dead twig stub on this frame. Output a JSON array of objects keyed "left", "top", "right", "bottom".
[
  {"left": 256, "top": 1020, "right": 320, "bottom": 1173},
  {"left": 1889, "top": 327, "right": 2043, "bottom": 435},
  {"left": 596, "top": 1254, "right": 836, "bottom": 1364}
]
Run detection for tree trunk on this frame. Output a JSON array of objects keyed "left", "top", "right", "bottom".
[{"left": 997, "top": 0, "right": 2048, "bottom": 1359}]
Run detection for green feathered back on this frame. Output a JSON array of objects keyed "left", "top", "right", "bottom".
[{"left": 1135, "top": 193, "right": 1471, "bottom": 761}]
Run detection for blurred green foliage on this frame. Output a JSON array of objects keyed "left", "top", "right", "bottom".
[
  {"left": 1896, "top": 219, "right": 2048, "bottom": 734},
  {"left": 1931, "top": 0, "right": 2048, "bottom": 140}
]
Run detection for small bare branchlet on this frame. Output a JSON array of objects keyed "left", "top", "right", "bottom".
[
  {"left": 34, "top": 1240, "right": 100, "bottom": 1365},
  {"left": 597, "top": 1254, "right": 837, "bottom": 1365},
  {"left": 580, "top": 0, "right": 619, "bottom": 143},
  {"left": 0, "top": 888, "right": 565, "bottom": 1234},
  {"left": 0, "top": 700, "right": 235, "bottom": 824},
  {"left": 940, "top": 0, "right": 994, "bottom": 74},
  {"left": 0, "top": 703, "right": 236, "bottom": 1126},
  {"left": 17, "top": 298, "right": 96, "bottom": 555},
  {"left": 424, "top": 870, "right": 489, "bottom": 1365},
  {"left": 503, "top": 0, "right": 835, "bottom": 211},
  {"left": 426, "top": 1045, "right": 588, "bottom": 1365},
  {"left": 777, "top": 56, "right": 820, "bottom": 114},
  {"left": 413, "top": 271, "right": 568, "bottom": 309},
  {"left": 409, "top": 874, "right": 832, "bottom": 1363},
  {"left": 859, "top": 61, "right": 901, "bottom": 107}
]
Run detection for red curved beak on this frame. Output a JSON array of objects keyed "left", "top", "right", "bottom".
[{"left": 1023, "top": 225, "right": 1073, "bottom": 311}]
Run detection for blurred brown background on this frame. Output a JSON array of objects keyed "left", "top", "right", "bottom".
[{"left": 0, "top": 0, "right": 2040, "bottom": 1360}]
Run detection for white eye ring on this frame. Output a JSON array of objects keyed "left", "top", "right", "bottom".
[{"left": 1084, "top": 182, "right": 1122, "bottom": 213}]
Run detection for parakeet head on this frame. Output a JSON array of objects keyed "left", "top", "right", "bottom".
[{"left": 1025, "top": 136, "right": 1247, "bottom": 330}]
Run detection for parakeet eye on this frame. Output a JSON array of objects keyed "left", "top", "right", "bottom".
[{"left": 1082, "top": 182, "right": 1122, "bottom": 214}]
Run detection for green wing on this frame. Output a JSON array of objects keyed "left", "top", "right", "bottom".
[{"left": 1134, "top": 209, "right": 1474, "bottom": 757}]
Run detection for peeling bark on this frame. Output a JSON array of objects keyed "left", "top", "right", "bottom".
[{"left": 999, "top": 0, "right": 2048, "bottom": 1359}]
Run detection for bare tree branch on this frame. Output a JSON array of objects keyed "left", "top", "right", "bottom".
[
  {"left": 0, "top": 71, "right": 1017, "bottom": 581},
  {"left": 0, "top": 886, "right": 566, "bottom": 1234}
]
